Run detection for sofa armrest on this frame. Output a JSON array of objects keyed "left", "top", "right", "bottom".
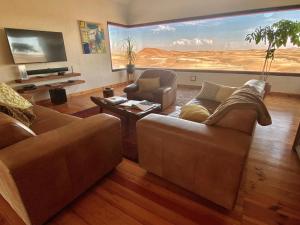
[
  {"left": 153, "top": 86, "right": 172, "bottom": 95},
  {"left": 0, "top": 113, "right": 122, "bottom": 225},
  {"left": 153, "top": 86, "right": 176, "bottom": 110},
  {"left": 124, "top": 83, "right": 138, "bottom": 93},
  {"left": 137, "top": 114, "right": 251, "bottom": 209}
]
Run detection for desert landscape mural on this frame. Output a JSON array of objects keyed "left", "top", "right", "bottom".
[
  {"left": 108, "top": 9, "right": 300, "bottom": 73},
  {"left": 111, "top": 47, "right": 300, "bottom": 72}
]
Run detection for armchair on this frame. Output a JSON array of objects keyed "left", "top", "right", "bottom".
[{"left": 124, "top": 69, "right": 177, "bottom": 110}]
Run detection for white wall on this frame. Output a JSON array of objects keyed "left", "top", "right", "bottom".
[
  {"left": 128, "top": 0, "right": 300, "bottom": 24},
  {"left": 127, "top": 0, "right": 300, "bottom": 94},
  {"left": 175, "top": 72, "right": 300, "bottom": 94},
  {"left": 134, "top": 70, "right": 300, "bottom": 94},
  {"left": 0, "top": 0, "right": 128, "bottom": 100}
]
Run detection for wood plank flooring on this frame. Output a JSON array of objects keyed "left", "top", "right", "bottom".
[{"left": 1, "top": 87, "right": 300, "bottom": 225}]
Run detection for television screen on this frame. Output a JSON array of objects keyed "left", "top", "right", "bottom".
[{"left": 5, "top": 28, "right": 67, "bottom": 64}]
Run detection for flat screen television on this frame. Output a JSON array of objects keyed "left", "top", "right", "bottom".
[{"left": 5, "top": 28, "right": 67, "bottom": 64}]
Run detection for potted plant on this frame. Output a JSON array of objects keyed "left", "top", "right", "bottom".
[
  {"left": 123, "top": 37, "right": 137, "bottom": 74},
  {"left": 245, "top": 19, "right": 300, "bottom": 81}
]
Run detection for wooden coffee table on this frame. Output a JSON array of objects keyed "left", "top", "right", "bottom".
[{"left": 90, "top": 96, "right": 161, "bottom": 161}]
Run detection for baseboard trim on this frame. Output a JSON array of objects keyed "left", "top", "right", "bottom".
[
  {"left": 69, "top": 81, "right": 129, "bottom": 97},
  {"left": 178, "top": 84, "right": 300, "bottom": 97},
  {"left": 269, "top": 92, "right": 300, "bottom": 98},
  {"left": 177, "top": 84, "right": 202, "bottom": 89}
]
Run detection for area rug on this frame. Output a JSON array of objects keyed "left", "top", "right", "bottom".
[
  {"left": 72, "top": 106, "right": 99, "bottom": 118},
  {"left": 72, "top": 86, "right": 201, "bottom": 118},
  {"left": 175, "top": 85, "right": 201, "bottom": 106}
]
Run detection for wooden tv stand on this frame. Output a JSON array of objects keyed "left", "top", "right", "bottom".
[
  {"left": 16, "top": 72, "right": 85, "bottom": 94},
  {"left": 15, "top": 72, "right": 81, "bottom": 83}
]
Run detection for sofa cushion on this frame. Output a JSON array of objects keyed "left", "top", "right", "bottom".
[
  {"left": 197, "top": 81, "right": 237, "bottom": 102},
  {"left": 31, "top": 105, "right": 80, "bottom": 134},
  {"left": 187, "top": 98, "right": 220, "bottom": 114},
  {"left": 215, "top": 86, "right": 237, "bottom": 102},
  {"left": 196, "top": 81, "right": 219, "bottom": 100},
  {"left": 179, "top": 104, "right": 210, "bottom": 123},
  {"left": 0, "top": 105, "right": 36, "bottom": 127},
  {"left": 0, "top": 112, "right": 36, "bottom": 149},
  {"left": 0, "top": 83, "right": 32, "bottom": 109},
  {"left": 138, "top": 78, "right": 160, "bottom": 92},
  {"left": 168, "top": 99, "right": 219, "bottom": 118},
  {"left": 0, "top": 83, "right": 36, "bottom": 126}
]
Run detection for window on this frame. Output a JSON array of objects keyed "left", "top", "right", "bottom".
[
  {"left": 108, "top": 24, "right": 129, "bottom": 70},
  {"left": 108, "top": 8, "right": 300, "bottom": 74}
]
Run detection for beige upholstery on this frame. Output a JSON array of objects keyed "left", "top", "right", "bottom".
[
  {"left": 0, "top": 112, "right": 36, "bottom": 149},
  {"left": 31, "top": 105, "right": 80, "bottom": 134},
  {"left": 124, "top": 69, "right": 177, "bottom": 110},
  {"left": 137, "top": 80, "right": 266, "bottom": 209},
  {"left": 0, "top": 105, "right": 122, "bottom": 225}
]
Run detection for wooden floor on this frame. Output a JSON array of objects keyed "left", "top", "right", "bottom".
[
  {"left": 1, "top": 88, "right": 300, "bottom": 225},
  {"left": 37, "top": 86, "right": 126, "bottom": 114}
]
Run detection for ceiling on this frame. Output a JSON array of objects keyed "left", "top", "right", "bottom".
[{"left": 110, "top": 0, "right": 132, "bottom": 5}]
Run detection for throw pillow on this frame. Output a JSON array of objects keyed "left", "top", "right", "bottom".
[
  {"left": 0, "top": 105, "right": 36, "bottom": 127},
  {"left": 138, "top": 78, "right": 160, "bottom": 92},
  {"left": 0, "top": 83, "right": 33, "bottom": 109},
  {"left": 0, "top": 112, "right": 36, "bottom": 149},
  {"left": 215, "top": 86, "right": 237, "bottom": 102},
  {"left": 0, "top": 83, "right": 35, "bottom": 126},
  {"left": 196, "top": 81, "right": 237, "bottom": 102},
  {"left": 196, "top": 81, "right": 220, "bottom": 101},
  {"left": 179, "top": 104, "right": 210, "bottom": 123}
]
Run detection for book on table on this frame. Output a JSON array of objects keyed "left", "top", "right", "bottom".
[
  {"left": 119, "top": 100, "right": 156, "bottom": 111},
  {"left": 104, "top": 96, "right": 127, "bottom": 105}
]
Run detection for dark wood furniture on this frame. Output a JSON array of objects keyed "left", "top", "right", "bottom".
[
  {"left": 293, "top": 122, "right": 300, "bottom": 152},
  {"left": 15, "top": 72, "right": 85, "bottom": 96},
  {"left": 90, "top": 96, "right": 161, "bottom": 160},
  {"left": 17, "top": 80, "right": 85, "bottom": 94},
  {"left": 49, "top": 88, "right": 67, "bottom": 105},
  {"left": 15, "top": 72, "right": 81, "bottom": 83},
  {"left": 103, "top": 87, "right": 114, "bottom": 98}
]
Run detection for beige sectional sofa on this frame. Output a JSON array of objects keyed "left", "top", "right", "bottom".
[
  {"left": 0, "top": 105, "right": 123, "bottom": 225},
  {"left": 137, "top": 80, "right": 266, "bottom": 209}
]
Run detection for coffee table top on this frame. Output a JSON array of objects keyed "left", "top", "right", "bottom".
[{"left": 91, "top": 96, "right": 161, "bottom": 119}]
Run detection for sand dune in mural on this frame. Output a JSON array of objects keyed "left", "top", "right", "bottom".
[{"left": 111, "top": 47, "right": 300, "bottom": 72}]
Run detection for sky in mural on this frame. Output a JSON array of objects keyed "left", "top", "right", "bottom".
[{"left": 109, "top": 9, "right": 300, "bottom": 52}]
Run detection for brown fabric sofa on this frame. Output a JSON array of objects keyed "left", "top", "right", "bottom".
[
  {"left": 124, "top": 69, "right": 177, "bottom": 110},
  {"left": 137, "top": 80, "right": 266, "bottom": 209},
  {"left": 0, "top": 105, "right": 122, "bottom": 225}
]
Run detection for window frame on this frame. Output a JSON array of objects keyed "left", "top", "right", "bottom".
[{"left": 107, "top": 5, "right": 300, "bottom": 76}]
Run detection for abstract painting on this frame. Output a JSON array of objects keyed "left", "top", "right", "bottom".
[{"left": 79, "top": 20, "right": 106, "bottom": 54}]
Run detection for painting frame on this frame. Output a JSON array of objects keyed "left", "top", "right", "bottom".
[{"left": 78, "top": 20, "right": 106, "bottom": 54}]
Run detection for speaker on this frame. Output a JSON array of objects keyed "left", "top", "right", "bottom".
[
  {"left": 49, "top": 88, "right": 67, "bottom": 105},
  {"left": 18, "top": 65, "right": 28, "bottom": 80},
  {"left": 27, "top": 67, "right": 69, "bottom": 75}
]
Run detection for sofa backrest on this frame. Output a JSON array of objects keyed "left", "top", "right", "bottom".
[
  {"left": 140, "top": 69, "right": 177, "bottom": 87},
  {"left": 214, "top": 79, "right": 266, "bottom": 135}
]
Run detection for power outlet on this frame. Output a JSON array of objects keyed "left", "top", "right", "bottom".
[{"left": 190, "top": 76, "right": 197, "bottom": 81}]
